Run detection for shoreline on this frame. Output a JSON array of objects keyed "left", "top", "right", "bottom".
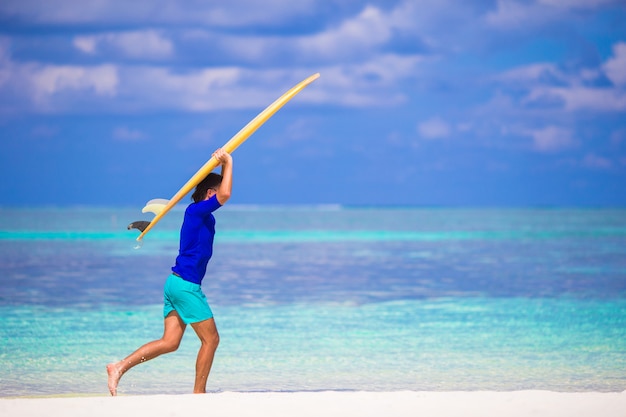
[{"left": 1, "top": 391, "right": 625, "bottom": 417}]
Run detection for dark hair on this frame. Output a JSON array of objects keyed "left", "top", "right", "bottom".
[{"left": 192, "top": 173, "right": 222, "bottom": 203}]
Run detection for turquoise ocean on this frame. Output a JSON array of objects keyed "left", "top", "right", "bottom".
[{"left": 0, "top": 206, "right": 625, "bottom": 397}]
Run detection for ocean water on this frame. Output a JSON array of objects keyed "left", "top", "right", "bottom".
[{"left": 0, "top": 206, "right": 625, "bottom": 397}]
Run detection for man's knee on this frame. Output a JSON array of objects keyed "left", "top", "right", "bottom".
[
  {"left": 162, "top": 338, "right": 182, "bottom": 353},
  {"left": 192, "top": 319, "right": 220, "bottom": 348},
  {"left": 203, "top": 331, "right": 219, "bottom": 349}
]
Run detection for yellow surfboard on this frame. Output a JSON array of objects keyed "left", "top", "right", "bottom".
[{"left": 133, "top": 72, "right": 321, "bottom": 241}]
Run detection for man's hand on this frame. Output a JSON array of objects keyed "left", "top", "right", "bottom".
[{"left": 213, "top": 148, "right": 232, "bottom": 165}]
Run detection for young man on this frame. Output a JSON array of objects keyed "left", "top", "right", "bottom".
[{"left": 107, "top": 148, "right": 233, "bottom": 395}]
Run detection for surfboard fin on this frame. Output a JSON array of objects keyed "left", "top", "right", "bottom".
[
  {"left": 142, "top": 198, "right": 170, "bottom": 216},
  {"left": 128, "top": 198, "right": 169, "bottom": 234},
  {"left": 128, "top": 221, "right": 151, "bottom": 233}
]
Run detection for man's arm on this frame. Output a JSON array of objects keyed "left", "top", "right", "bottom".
[{"left": 213, "top": 148, "right": 232, "bottom": 205}]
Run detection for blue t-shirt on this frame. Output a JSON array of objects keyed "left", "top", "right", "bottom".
[{"left": 171, "top": 195, "right": 222, "bottom": 285}]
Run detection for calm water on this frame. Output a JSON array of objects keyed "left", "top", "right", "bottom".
[{"left": 0, "top": 206, "right": 625, "bottom": 397}]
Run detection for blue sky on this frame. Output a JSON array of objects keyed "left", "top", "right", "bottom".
[{"left": 0, "top": 0, "right": 625, "bottom": 207}]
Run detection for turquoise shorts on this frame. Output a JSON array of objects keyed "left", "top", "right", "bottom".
[{"left": 163, "top": 274, "right": 214, "bottom": 324}]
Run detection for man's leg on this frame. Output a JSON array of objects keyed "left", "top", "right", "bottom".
[
  {"left": 107, "top": 311, "right": 186, "bottom": 396},
  {"left": 190, "top": 317, "right": 220, "bottom": 393}
]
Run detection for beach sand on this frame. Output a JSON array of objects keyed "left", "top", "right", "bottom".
[{"left": 1, "top": 391, "right": 625, "bottom": 417}]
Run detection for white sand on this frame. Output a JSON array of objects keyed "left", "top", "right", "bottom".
[{"left": 1, "top": 391, "right": 625, "bottom": 417}]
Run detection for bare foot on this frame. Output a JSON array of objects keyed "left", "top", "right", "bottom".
[{"left": 106, "top": 363, "right": 122, "bottom": 396}]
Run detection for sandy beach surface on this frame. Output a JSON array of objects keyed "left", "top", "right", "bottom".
[{"left": 1, "top": 391, "right": 625, "bottom": 417}]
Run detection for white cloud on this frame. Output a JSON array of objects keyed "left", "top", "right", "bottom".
[
  {"left": 0, "top": 1, "right": 620, "bottom": 118},
  {"left": 486, "top": 0, "right": 617, "bottom": 28},
  {"left": 538, "top": 0, "right": 616, "bottom": 8},
  {"left": 31, "top": 65, "right": 118, "bottom": 98},
  {"left": 582, "top": 153, "right": 613, "bottom": 169},
  {"left": 73, "top": 30, "right": 174, "bottom": 59},
  {"left": 0, "top": 3, "right": 429, "bottom": 113},
  {"left": 120, "top": 66, "right": 245, "bottom": 111},
  {"left": 0, "top": 43, "right": 120, "bottom": 112},
  {"left": 0, "top": 41, "right": 11, "bottom": 88},
  {"left": 495, "top": 43, "right": 626, "bottom": 113},
  {"left": 486, "top": 0, "right": 543, "bottom": 28},
  {"left": 113, "top": 126, "right": 146, "bottom": 141},
  {"left": 208, "top": 4, "right": 422, "bottom": 64},
  {"left": 603, "top": 42, "right": 626, "bottom": 87},
  {"left": 296, "top": 6, "right": 392, "bottom": 59},
  {"left": 524, "top": 85, "right": 626, "bottom": 112},
  {"left": 529, "top": 126, "right": 577, "bottom": 152},
  {"left": 0, "top": 39, "right": 307, "bottom": 112},
  {"left": 0, "top": 4, "right": 432, "bottom": 113},
  {"left": 117, "top": 57, "right": 417, "bottom": 111},
  {"left": 2, "top": 50, "right": 415, "bottom": 113},
  {"left": 498, "top": 63, "right": 571, "bottom": 85},
  {"left": 0, "top": 0, "right": 319, "bottom": 27},
  {"left": 73, "top": 37, "right": 97, "bottom": 54},
  {"left": 418, "top": 117, "right": 451, "bottom": 140}
]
